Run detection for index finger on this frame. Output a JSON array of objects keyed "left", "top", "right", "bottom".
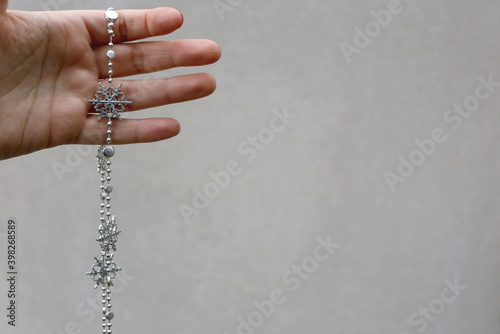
[{"left": 79, "top": 7, "right": 184, "bottom": 45}]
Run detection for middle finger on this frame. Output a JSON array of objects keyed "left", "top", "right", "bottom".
[{"left": 93, "top": 39, "right": 221, "bottom": 78}]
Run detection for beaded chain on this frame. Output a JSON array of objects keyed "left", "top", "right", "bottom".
[{"left": 86, "top": 8, "right": 132, "bottom": 334}]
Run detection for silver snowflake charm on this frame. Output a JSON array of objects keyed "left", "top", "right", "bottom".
[
  {"left": 86, "top": 254, "right": 122, "bottom": 288},
  {"left": 88, "top": 82, "right": 132, "bottom": 121},
  {"left": 97, "top": 215, "right": 121, "bottom": 252}
]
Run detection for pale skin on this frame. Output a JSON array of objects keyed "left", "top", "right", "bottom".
[{"left": 0, "top": 0, "right": 221, "bottom": 160}]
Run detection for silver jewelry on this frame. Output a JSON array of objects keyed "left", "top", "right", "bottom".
[{"left": 87, "top": 8, "right": 131, "bottom": 334}]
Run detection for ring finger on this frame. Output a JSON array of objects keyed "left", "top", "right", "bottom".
[{"left": 95, "top": 72, "right": 217, "bottom": 113}]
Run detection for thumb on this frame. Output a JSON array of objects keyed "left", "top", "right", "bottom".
[{"left": 0, "top": 0, "right": 7, "bottom": 14}]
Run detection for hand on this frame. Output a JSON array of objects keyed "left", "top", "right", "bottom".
[{"left": 0, "top": 0, "right": 221, "bottom": 160}]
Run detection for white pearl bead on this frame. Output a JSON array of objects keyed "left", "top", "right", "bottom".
[{"left": 105, "top": 8, "right": 118, "bottom": 21}]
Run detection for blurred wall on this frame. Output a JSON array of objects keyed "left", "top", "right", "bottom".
[{"left": 1, "top": 0, "right": 500, "bottom": 333}]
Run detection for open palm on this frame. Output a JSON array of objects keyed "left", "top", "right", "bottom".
[{"left": 0, "top": 0, "right": 221, "bottom": 160}]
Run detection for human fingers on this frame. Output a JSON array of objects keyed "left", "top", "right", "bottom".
[
  {"left": 0, "top": 0, "right": 7, "bottom": 15},
  {"left": 93, "top": 39, "right": 221, "bottom": 79},
  {"left": 80, "top": 7, "right": 183, "bottom": 45}
]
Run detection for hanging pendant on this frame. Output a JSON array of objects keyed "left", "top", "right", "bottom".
[{"left": 86, "top": 8, "right": 131, "bottom": 334}]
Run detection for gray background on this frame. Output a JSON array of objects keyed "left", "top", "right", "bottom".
[{"left": 1, "top": 0, "right": 500, "bottom": 333}]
